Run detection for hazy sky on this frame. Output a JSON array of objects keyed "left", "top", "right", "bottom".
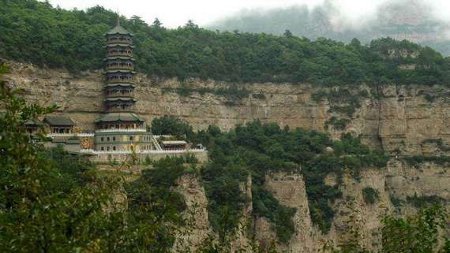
[{"left": 45, "top": 0, "right": 450, "bottom": 28}]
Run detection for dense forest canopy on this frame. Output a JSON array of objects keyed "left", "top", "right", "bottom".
[
  {"left": 209, "top": 1, "right": 450, "bottom": 57},
  {"left": 1, "top": 0, "right": 450, "bottom": 86}
]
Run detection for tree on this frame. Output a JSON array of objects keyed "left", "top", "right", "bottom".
[
  {"left": 382, "top": 205, "right": 447, "bottom": 253},
  {"left": 0, "top": 64, "right": 116, "bottom": 251},
  {"left": 150, "top": 115, "right": 194, "bottom": 139},
  {"left": 0, "top": 65, "right": 190, "bottom": 252}
]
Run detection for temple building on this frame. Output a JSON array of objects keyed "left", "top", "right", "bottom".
[
  {"left": 37, "top": 19, "right": 207, "bottom": 163},
  {"left": 94, "top": 20, "right": 154, "bottom": 152},
  {"left": 44, "top": 116, "right": 75, "bottom": 134}
]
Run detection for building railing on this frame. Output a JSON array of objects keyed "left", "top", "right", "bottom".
[
  {"left": 105, "top": 94, "right": 135, "bottom": 99},
  {"left": 79, "top": 148, "right": 206, "bottom": 155},
  {"left": 106, "top": 66, "right": 134, "bottom": 71},
  {"left": 47, "top": 133, "right": 95, "bottom": 137},
  {"left": 107, "top": 39, "right": 132, "bottom": 44},
  {"left": 95, "top": 128, "right": 147, "bottom": 133},
  {"left": 107, "top": 52, "right": 132, "bottom": 57}
]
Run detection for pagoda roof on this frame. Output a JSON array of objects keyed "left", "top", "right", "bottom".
[
  {"left": 44, "top": 116, "right": 75, "bottom": 126},
  {"left": 106, "top": 70, "right": 136, "bottom": 74},
  {"left": 106, "top": 25, "right": 133, "bottom": 36},
  {"left": 105, "top": 83, "right": 135, "bottom": 88},
  {"left": 106, "top": 80, "right": 134, "bottom": 84},
  {"left": 104, "top": 97, "right": 136, "bottom": 102},
  {"left": 24, "top": 119, "right": 44, "bottom": 126},
  {"left": 95, "top": 113, "right": 144, "bottom": 123},
  {"left": 104, "top": 56, "right": 135, "bottom": 61},
  {"left": 105, "top": 44, "right": 135, "bottom": 48}
]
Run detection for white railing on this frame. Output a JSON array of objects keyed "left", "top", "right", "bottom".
[
  {"left": 77, "top": 133, "right": 95, "bottom": 137},
  {"left": 153, "top": 135, "right": 173, "bottom": 139},
  {"left": 47, "top": 133, "right": 95, "bottom": 137},
  {"left": 95, "top": 128, "right": 147, "bottom": 133},
  {"left": 151, "top": 136, "right": 163, "bottom": 151},
  {"left": 79, "top": 148, "right": 206, "bottom": 155}
]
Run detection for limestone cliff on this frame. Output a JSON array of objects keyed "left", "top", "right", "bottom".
[
  {"left": 174, "top": 174, "right": 212, "bottom": 252},
  {"left": 255, "top": 161, "right": 449, "bottom": 252},
  {"left": 172, "top": 162, "right": 449, "bottom": 252},
  {"left": 5, "top": 61, "right": 450, "bottom": 157},
  {"left": 5, "top": 62, "right": 450, "bottom": 251}
]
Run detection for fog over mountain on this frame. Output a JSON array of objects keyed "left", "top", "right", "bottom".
[{"left": 209, "top": 0, "right": 450, "bottom": 55}]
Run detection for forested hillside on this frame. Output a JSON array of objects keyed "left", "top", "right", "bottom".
[
  {"left": 1, "top": 0, "right": 450, "bottom": 86},
  {"left": 2, "top": 66, "right": 448, "bottom": 250},
  {"left": 210, "top": 0, "right": 450, "bottom": 56}
]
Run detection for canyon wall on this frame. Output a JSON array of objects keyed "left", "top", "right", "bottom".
[
  {"left": 6, "top": 61, "right": 450, "bottom": 156},
  {"left": 5, "top": 62, "right": 450, "bottom": 251},
  {"left": 172, "top": 162, "right": 449, "bottom": 252}
]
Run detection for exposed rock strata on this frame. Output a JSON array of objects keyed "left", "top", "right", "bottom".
[
  {"left": 5, "top": 62, "right": 450, "bottom": 251},
  {"left": 6, "top": 61, "right": 450, "bottom": 156}
]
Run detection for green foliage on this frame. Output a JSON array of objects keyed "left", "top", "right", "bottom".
[
  {"left": 312, "top": 88, "right": 366, "bottom": 117},
  {"left": 163, "top": 85, "right": 250, "bottom": 104},
  {"left": 362, "top": 187, "right": 379, "bottom": 204},
  {"left": 2, "top": 0, "right": 450, "bottom": 86},
  {"left": 0, "top": 66, "right": 189, "bottom": 252},
  {"left": 151, "top": 115, "right": 194, "bottom": 139},
  {"left": 390, "top": 195, "right": 405, "bottom": 209},
  {"left": 444, "top": 239, "right": 450, "bottom": 253},
  {"left": 121, "top": 157, "right": 189, "bottom": 251},
  {"left": 0, "top": 67, "right": 112, "bottom": 251},
  {"left": 326, "top": 117, "right": 350, "bottom": 130},
  {"left": 404, "top": 155, "right": 450, "bottom": 167},
  {"left": 195, "top": 119, "right": 388, "bottom": 242},
  {"left": 406, "top": 194, "right": 445, "bottom": 209},
  {"left": 422, "top": 138, "right": 450, "bottom": 151},
  {"left": 253, "top": 187, "right": 296, "bottom": 243},
  {"left": 382, "top": 205, "right": 447, "bottom": 253}
]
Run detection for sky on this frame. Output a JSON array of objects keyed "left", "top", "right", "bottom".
[{"left": 45, "top": 0, "right": 450, "bottom": 28}]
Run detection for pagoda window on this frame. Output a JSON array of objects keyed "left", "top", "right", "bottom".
[
  {"left": 101, "top": 147, "right": 104, "bottom": 151},
  {"left": 113, "top": 146, "right": 116, "bottom": 151}
]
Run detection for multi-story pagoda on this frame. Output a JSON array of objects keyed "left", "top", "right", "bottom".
[{"left": 94, "top": 20, "right": 153, "bottom": 152}]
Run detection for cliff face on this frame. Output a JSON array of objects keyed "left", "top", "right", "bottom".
[
  {"left": 6, "top": 61, "right": 450, "bottom": 156},
  {"left": 173, "top": 163, "right": 449, "bottom": 252},
  {"left": 257, "top": 162, "right": 449, "bottom": 252},
  {"left": 5, "top": 62, "right": 450, "bottom": 251}
]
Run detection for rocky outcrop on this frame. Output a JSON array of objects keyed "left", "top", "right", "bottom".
[
  {"left": 258, "top": 172, "right": 325, "bottom": 252},
  {"left": 255, "top": 162, "right": 449, "bottom": 252},
  {"left": 5, "top": 61, "right": 450, "bottom": 156},
  {"left": 173, "top": 174, "right": 212, "bottom": 252}
]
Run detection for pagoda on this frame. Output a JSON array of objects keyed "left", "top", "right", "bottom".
[{"left": 94, "top": 19, "right": 153, "bottom": 152}]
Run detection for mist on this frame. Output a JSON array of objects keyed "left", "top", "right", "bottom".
[{"left": 208, "top": 0, "right": 450, "bottom": 55}]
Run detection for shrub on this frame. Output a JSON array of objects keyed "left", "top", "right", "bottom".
[{"left": 362, "top": 187, "right": 379, "bottom": 204}]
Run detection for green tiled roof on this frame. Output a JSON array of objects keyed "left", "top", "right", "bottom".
[
  {"left": 105, "top": 70, "right": 136, "bottom": 74},
  {"left": 104, "top": 97, "right": 136, "bottom": 102},
  {"left": 95, "top": 113, "right": 144, "bottom": 123},
  {"left": 106, "top": 25, "right": 133, "bottom": 36},
  {"left": 24, "top": 119, "right": 43, "bottom": 126},
  {"left": 105, "top": 83, "right": 135, "bottom": 88},
  {"left": 105, "top": 44, "right": 135, "bottom": 48},
  {"left": 44, "top": 116, "right": 75, "bottom": 126},
  {"left": 104, "top": 56, "right": 135, "bottom": 61}
]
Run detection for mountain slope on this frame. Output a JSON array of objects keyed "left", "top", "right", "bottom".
[{"left": 209, "top": 0, "right": 450, "bottom": 56}]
